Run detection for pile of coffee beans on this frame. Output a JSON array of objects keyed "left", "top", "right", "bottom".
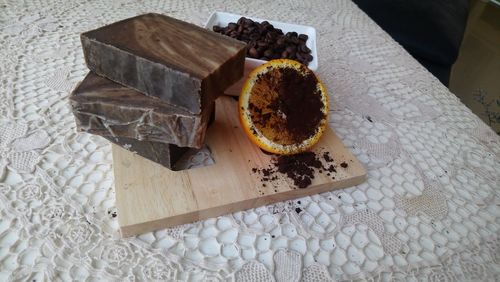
[{"left": 212, "top": 17, "right": 313, "bottom": 65}]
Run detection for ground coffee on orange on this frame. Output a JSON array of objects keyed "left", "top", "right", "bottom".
[
  {"left": 248, "top": 65, "right": 325, "bottom": 146},
  {"left": 267, "top": 68, "right": 325, "bottom": 143}
]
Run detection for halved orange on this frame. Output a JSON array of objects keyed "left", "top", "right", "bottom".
[{"left": 239, "top": 59, "right": 328, "bottom": 155}]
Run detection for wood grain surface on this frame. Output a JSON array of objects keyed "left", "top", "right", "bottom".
[{"left": 113, "top": 96, "right": 366, "bottom": 237}]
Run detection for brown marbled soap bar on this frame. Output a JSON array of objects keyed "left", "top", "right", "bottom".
[
  {"left": 81, "top": 13, "right": 246, "bottom": 114},
  {"left": 70, "top": 72, "right": 213, "bottom": 149},
  {"left": 104, "top": 135, "right": 189, "bottom": 170}
]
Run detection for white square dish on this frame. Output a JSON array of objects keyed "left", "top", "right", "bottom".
[{"left": 204, "top": 11, "right": 318, "bottom": 96}]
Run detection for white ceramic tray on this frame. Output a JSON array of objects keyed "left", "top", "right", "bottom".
[{"left": 204, "top": 11, "right": 318, "bottom": 96}]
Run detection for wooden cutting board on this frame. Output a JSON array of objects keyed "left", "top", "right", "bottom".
[{"left": 113, "top": 96, "right": 366, "bottom": 237}]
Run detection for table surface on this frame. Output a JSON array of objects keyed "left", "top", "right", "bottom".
[{"left": 1, "top": 0, "right": 499, "bottom": 281}]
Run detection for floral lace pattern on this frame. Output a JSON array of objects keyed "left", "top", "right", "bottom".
[{"left": 1, "top": 0, "right": 499, "bottom": 281}]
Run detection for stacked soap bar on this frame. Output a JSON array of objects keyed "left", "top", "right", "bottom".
[
  {"left": 70, "top": 73, "right": 214, "bottom": 148},
  {"left": 70, "top": 13, "right": 246, "bottom": 169},
  {"left": 81, "top": 13, "right": 246, "bottom": 114}
]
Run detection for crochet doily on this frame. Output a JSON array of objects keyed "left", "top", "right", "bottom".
[{"left": 1, "top": 0, "right": 499, "bottom": 281}]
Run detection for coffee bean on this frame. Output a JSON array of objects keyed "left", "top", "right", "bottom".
[
  {"left": 271, "top": 52, "right": 281, "bottom": 59},
  {"left": 274, "top": 45, "right": 285, "bottom": 54},
  {"left": 281, "top": 50, "right": 289, "bottom": 58},
  {"left": 286, "top": 45, "right": 297, "bottom": 53},
  {"left": 237, "top": 17, "right": 246, "bottom": 25},
  {"left": 257, "top": 41, "right": 268, "bottom": 48},
  {"left": 298, "top": 34, "right": 308, "bottom": 41},
  {"left": 212, "top": 26, "right": 222, "bottom": 32},
  {"left": 244, "top": 18, "right": 254, "bottom": 26},
  {"left": 228, "top": 23, "right": 237, "bottom": 30},
  {"left": 249, "top": 33, "right": 260, "bottom": 40},
  {"left": 249, "top": 47, "right": 259, "bottom": 58},
  {"left": 299, "top": 44, "right": 311, "bottom": 53},
  {"left": 263, "top": 49, "right": 274, "bottom": 57},
  {"left": 304, "top": 53, "right": 313, "bottom": 62},
  {"left": 276, "top": 37, "right": 286, "bottom": 47}
]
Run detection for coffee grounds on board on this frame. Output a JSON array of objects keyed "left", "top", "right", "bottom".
[
  {"left": 253, "top": 151, "right": 339, "bottom": 189},
  {"left": 276, "top": 151, "right": 322, "bottom": 188}
]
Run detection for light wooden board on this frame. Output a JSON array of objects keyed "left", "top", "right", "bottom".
[{"left": 113, "top": 96, "right": 366, "bottom": 237}]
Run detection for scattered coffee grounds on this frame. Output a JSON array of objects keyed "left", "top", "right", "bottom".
[
  {"left": 340, "top": 161, "right": 348, "bottom": 168},
  {"left": 276, "top": 151, "right": 322, "bottom": 188},
  {"left": 213, "top": 17, "right": 313, "bottom": 65},
  {"left": 252, "top": 150, "right": 339, "bottom": 189},
  {"left": 326, "top": 165, "right": 336, "bottom": 173},
  {"left": 108, "top": 210, "right": 117, "bottom": 218},
  {"left": 249, "top": 67, "right": 325, "bottom": 145},
  {"left": 323, "top": 152, "right": 333, "bottom": 162}
]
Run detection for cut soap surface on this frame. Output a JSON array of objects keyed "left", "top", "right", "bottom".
[
  {"left": 70, "top": 72, "right": 213, "bottom": 149},
  {"left": 81, "top": 13, "right": 246, "bottom": 114}
]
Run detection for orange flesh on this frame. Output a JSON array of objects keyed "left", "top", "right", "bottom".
[
  {"left": 248, "top": 68, "right": 296, "bottom": 145},
  {"left": 240, "top": 59, "right": 328, "bottom": 154}
]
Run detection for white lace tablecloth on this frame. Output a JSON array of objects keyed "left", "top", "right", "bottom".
[{"left": 1, "top": 0, "right": 499, "bottom": 281}]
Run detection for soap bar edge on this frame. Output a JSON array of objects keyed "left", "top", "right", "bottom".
[
  {"left": 103, "top": 135, "right": 189, "bottom": 170},
  {"left": 81, "top": 35, "right": 204, "bottom": 114}
]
